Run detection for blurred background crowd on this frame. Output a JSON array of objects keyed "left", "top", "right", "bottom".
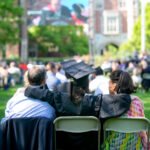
[{"left": 1, "top": 50, "right": 150, "bottom": 94}]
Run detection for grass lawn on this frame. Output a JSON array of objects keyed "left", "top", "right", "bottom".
[
  {"left": 0, "top": 87, "right": 150, "bottom": 121},
  {"left": 0, "top": 87, "right": 18, "bottom": 121}
]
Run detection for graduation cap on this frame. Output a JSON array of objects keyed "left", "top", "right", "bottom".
[
  {"left": 61, "top": 61, "right": 95, "bottom": 100},
  {"left": 65, "top": 61, "right": 95, "bottom": 80},
  {"left": 61, "top": 60, "right": 77, "bottom": 70}
]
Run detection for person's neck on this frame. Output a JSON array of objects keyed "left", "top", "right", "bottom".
[{"left": 110, "top": 91, "right": 117, "bottom": 95}]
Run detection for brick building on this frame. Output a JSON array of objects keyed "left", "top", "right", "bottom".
[
  {"left": 1, "top": 0, "right": 140, "bottom": 59},
  {"left": 89, "top": 0, "right": 140, "bottom": 54}
]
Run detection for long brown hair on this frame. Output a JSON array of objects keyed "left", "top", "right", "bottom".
[{"left": 110, "top": 70, "right": 137, "bottom": 94}]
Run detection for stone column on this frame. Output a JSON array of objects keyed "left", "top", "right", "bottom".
[
  {"left": 89, "top": 0, "right": 96, "bottom": 65},
  {"left": 141, "top": 0, "right": 150, "bottom": 52},
  {"left": 20, "top": 0, "right": 28, "bottom": 62}
]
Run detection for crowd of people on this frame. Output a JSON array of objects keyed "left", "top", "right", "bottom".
[
  {"left": 0, "top": 52, "right": 150, "bottom": 149},
  {"left": 101, "top": 51, "right": 150, "bottom": 92},
  {"left": 0, "top": 61, "right": 24, "bottom": 90},
  {"left": 1, "top": 51, "right": 150, "bottom": 93}
]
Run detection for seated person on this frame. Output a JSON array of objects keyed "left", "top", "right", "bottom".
[
  {"left": 103, "top": 70, "right": 147, "bottom": 149},
  {"left": 46, "top": 62, "right": 61, "bottom": 91},
  {"left": 132, "top": 66, "right": 142, "bottom": 87},
  {"left": 89, "top": 67, "right": 109, "bottom": 95},
  {"left": 24, "top": 64, "right": 147, "bottom": 149},
  {"left": 141, "top": 59, "right": 150, "bottom": 92},
  {"left": 56, "top": 63, "right": 68, "bottom": 84},
  {"left": 1, "top": 65, "right": 56, "bottom": 124},
  {"left": 0, "top": 64, "right": 10, "bottom": 90},
  {"left": 25, "top": 61, "right": 132, "bottom": 119},
  {"left": 25, "top": 62, "right": 132, "bottom": 150},
  {"left": 8, "top": 61, "right": 21, "bottom": 86}
]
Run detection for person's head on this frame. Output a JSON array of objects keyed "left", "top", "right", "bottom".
[
  {"left": 56, "top": 63, "right": 62, "bottom": 72},
  {"left": 46, "top": 62, "right": 56, "bottom": 74},
  {"left": 62, "top": 61, "right": 95, "bottom": 103},
  {"left": 51, "top": 0, "right": 61, "bottom": 11},
  {"left": 112, "top": 61, "right": 120, "bottom": 72},
  {"left": 71, "top": 75, "right": 89, "bottom": 104},
  {"left": 140, "top": 59, "right": 147, "bottom": 69},
  {"left": 95, "top": 67, "right": 103, "bottom": 76},
  {"left": 64, "top": 72, "right": 89, "bottom": 103},
  {"left": 109, "top": 70, "right": 136, "bottom": 95},
  {"left": 9, "top": 62, "right": 16, "bottom": 68},
  {"left": 128, "top": 62, "right": 134, "bottom": 69},
  {"left": 27, "top": 65, "right": 46, "bottom": 86},
  {"left": 137, "top": 65, "right": 142, "bottom": 74}
]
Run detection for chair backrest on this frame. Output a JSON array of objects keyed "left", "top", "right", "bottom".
[
  {"left": 0, "top": 117, "right": 54, "bottom": 150},
  {"left": 103, "top": 117, "right": 150, "bottom": 150},
  {"left": 54, "top": 116, "right": 101, "bottom": 150},
  {"left": 143, "top": 73, "right": 150, "bottom": 80}
]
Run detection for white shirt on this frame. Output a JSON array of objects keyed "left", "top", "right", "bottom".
[
  {"left": 1, "top": 88, "right": 56, "bottom": 124},
  {"left": 89, "top": 75, "right": 109, "bottom": 95},
  {"left": 46, "top": 71, "right": 61, "bottom": 90},
  {"left": 8, "top": 66, "right": 21, "bottom": 76},
  {"left": 56, "top": 72, "right": 68, "bottom": 83}
]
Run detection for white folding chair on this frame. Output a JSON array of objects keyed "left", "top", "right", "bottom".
[
  {"left": 103, "top": 117, "right": 150, "bottom": 150},
  {"left": 54, "top": 116, "right": 101, "bottom": 150}
]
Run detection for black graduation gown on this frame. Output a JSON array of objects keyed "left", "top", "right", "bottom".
[
  {"left": 25, "top": 85, "right": 131, "bottom": 119},
  {"left": 25, "top": 85, "right": 131, "bottom": 150}
]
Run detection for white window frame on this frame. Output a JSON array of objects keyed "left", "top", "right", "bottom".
[
  {"left": 119, "top": 0, "right": 126, "bottom": 10},
  {"left": 103, "top": 11, "right": 120, "bottom": 35}
]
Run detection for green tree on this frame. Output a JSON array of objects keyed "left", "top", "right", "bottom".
[
  {"left": 119, "top": 3, "right": 150, "bottom": 54},
  {"left": 0, "top": 0, "right": 23, "bottom": 58},
  {"left": 28, "top": 25, "right": 89, "bottom": 56}
]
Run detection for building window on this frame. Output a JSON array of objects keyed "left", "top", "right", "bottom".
[
  {"left": 107, "top": 17, "right": 117, "bottom": 33},
  {"left": 103, "top": 11, "right": 120, "bottom": 35},
  {"left": 119, "top": 0, "right": 126, "bottom": 9}
]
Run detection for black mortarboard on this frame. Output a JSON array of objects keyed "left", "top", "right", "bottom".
[
  {"left": 61, "top": 60, "right": 77, "bottom": 69},
  {"left": 64, "top": 61, "right": 95, "bottom": 80}
]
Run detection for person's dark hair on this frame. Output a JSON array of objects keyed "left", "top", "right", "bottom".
[
  {"left": 110, "top": 70, "right": 137, "bottom": 94},
  {"left": 95, "top": 67, "right": 103, "bottom": 75},
  {"left": 50, "top": 62, "right": 56, "bottom": 70},
  {"left": 57, "top": 63, "right": 62, "bottom": 72},
  {"left": 71, "top": 76, "right": 89, "bottom": 104},
  {"left": 46, "top": 62, "right": 56, "bottom": 71},
  {"left": 28, "top": 66, "right": 46, "bottom": 86}
]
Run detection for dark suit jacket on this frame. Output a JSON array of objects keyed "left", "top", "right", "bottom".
[{"left": 0, "top": 117, "right": 54, "bottom": 150}]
